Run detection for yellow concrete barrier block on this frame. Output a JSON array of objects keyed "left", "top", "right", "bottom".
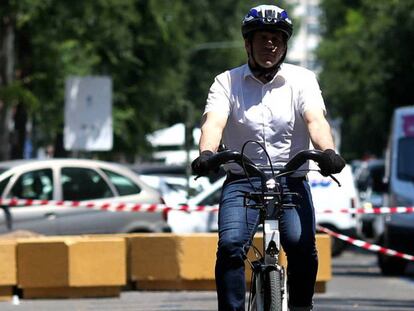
[
  {"left": 17, "top": 236, "right": 126, "bottom": 298},
  {"left": 0, "top": 240, "right": 17, "bottom": 285},
  {"left": 0, "top": 286, "right": 13, "bottom": 301},
  {"left": 246, "top": 233, "right": 331, "bottom": 292},
  {"left": 22, "top": 286, "right": 121, "bottom": 299},
  {"left": 128, "top": 233, "right": 331, "bottom": 292},
  {"left": 131, "top": 233, "right": 181, "bottom": 281},
  {"left": 315, "top": 234, "right": 332, "bottom": 283},
  {"left": 0, "top": 240, "right": 17, "bottom": 301},
  {"left": 178, "top": 235, "right": 217, "bottom": 280},
  {"left": 129, "top": 233, "right": 217, "bottom": 290}
]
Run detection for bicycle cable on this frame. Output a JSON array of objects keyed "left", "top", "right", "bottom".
[
  {"left": 241, "top": 140, "right": 275, "bottom": 188},
  {"left": 240, "top": 140, "right": 282, "bottom": 311},
  {"left": 241, "top": 140, "right": 280, "bottom": 267}
]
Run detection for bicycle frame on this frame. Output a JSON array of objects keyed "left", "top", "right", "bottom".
[
  {"left": 245, "top": 185, "right": 295, "bottom": 311},
  {"left": 204, "top": 147, "right": 334, "bottom": 311},
  {"left": 249, "top": 220, "right": 284, "bottom": 311}
]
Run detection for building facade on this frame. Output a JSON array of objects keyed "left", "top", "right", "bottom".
[{"left": 287, "top": 0, "right": 321, "bottom": 73}]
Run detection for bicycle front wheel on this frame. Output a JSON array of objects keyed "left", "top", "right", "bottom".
[{"left": 264, "top": 268, "right": 283, "bottom": 311}]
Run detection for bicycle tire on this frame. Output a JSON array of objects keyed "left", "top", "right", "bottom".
[{"left": 264, "top": 268, "right": 283, "bottom": 311}]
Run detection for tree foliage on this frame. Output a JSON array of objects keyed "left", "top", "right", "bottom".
[
  {"left": 0, "top": 1, "right": 253, "bottom": 160},
  {"left": 318, "top": 0, "right": 414, "bottom": 159},
  {"left": 0, "top": 1, "right": 294, "bottom": 160}
]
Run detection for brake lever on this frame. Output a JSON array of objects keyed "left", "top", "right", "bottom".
[{"left": 329, "top": 174, "right": 341, "bottom": 187}]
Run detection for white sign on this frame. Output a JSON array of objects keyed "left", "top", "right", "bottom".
[{"left": 64, "top": 76, "right": 113, "bottom": 151}]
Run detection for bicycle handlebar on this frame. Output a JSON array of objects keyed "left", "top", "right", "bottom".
[
  {"left": 206, "top": 150, "right": 268, "bottom": 181},
  {"left": 206, "top": 149, "right": 327, "bottom": 181},
  {"left": 283, "top": 149, "right": 326, "bottom": 172}
]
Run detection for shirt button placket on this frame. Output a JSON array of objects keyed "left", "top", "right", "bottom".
[{"left": 262, "top": 85, "right": 272, "bottom": 147}]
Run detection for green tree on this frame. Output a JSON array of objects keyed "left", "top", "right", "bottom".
[
  {"left": 318, "top": 0, "right": 414, "bottom": 159},
  {"left": 1, "top": 1, "right": 287, "bottom": 161},
  {"left": 17, "top": 1, "right": 143, "bottom": 157},
  {"left": 0, "top": 0, "right": 41, "bottom": 160}
]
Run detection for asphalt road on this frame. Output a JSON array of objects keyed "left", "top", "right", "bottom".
[{"left": 1, "top": 246, "right": 414, "bottom": 311}]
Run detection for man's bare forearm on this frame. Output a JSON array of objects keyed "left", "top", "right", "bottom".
[
  {"left": 198, "top": 112, "right": 227, "bottom": 154},
  {"left": 304, "top": 109, "right": 336, "bottom": 151},
  {"left": 308, "top": 118, "right": 335, "bottom": 151},
  {"left": 199, "top": 123, "right": 223, "bottom": 153}
]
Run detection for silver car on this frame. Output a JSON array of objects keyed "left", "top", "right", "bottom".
[{"left": 0, "top": 159, "right": 171, "bottom": 235}]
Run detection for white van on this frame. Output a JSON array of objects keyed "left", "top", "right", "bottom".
[
  {"left": 376, "top": 106, "right": 414, "bottom": 275},
  {"left": 307, "top": 163, "right": 358, "bottom": 256}
]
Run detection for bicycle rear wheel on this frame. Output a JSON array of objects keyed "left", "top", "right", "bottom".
[{"left": 264, "top": 268, "right": 283, "bottom": 311}]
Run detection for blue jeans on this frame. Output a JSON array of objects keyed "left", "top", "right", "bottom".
[{"left": 215, "top": 176, "right": 318, "bottom": 310}]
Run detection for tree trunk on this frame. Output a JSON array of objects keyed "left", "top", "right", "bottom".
[
  {"left": 0, "top": 5, "right": 15, "bottom": 160},
  {"left": 10, "top": 102, "right": 27, "bottom": 159}
]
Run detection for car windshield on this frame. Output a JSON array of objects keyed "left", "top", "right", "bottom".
[
  {"left": 102, "top": 169, "right": 141, "bottom": 196},
  {"left": 397, "top": 137, "right": 414, "bottom": 181},
  {"left": 199, "top": 188, "right": 222, "bottom": 206}
]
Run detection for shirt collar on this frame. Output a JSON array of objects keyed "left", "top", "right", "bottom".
[
  {"left": 243, "top": 63, "right": 285, "bottom": 83},
  {"left": 243, "top": 64, "right": 254, "bottom": 79}
]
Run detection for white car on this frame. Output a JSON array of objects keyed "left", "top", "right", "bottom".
[
  {"left": 182, "top": 163, "right": 359, "bottom": 256},
  {"left": 138, "top": 174, "right": 213, "bottom": 233},
  {"left": 139, "top": 175, "right": 211, "bottom": 206},
  {"left": 0, "top": 159, "right": 171, "bottom": 235}
]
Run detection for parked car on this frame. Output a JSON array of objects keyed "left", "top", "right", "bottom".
[
  {"left": 308, "top": 163, "right": 359, "bottom": 256},
  {"left": 354, "top": 158, "right": 386, "bottom": 241},
  {"left": 130, "top": 163, "right": 225, "bottom": 233},
  {"left": 131, "top": 163, "right": 188, "bottom": 177},
  {"left": 139, "top": 175, "right": 211, "bottom": 205},
  {"left": 0, "top": 159, "right": 171, "bottom": 235},
  {"left": 184, "top": 163, "right": 359, "bottom": 256},
  {"left": 376, "top": 106, "right": 414, "bottom": 275}
]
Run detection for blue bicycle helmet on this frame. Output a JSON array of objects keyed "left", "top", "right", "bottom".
[{"left": 242, "top": 5, "right": 293, "bottom": 40}]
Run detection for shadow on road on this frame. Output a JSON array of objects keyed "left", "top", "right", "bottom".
[
  {"left": 333, "top": 246, "right": 414, "bottom": 278},
  {"left": 316, "top": 297, "right": 414, "bottom": 311}
]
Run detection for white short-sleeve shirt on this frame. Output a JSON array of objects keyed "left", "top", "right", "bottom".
[{"left": 204, "top": 63, "right": 326, "bottom": 174}]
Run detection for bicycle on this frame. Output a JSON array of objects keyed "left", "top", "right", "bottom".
[{"left": 203, "top": 141, "right": 339, "bottom": 311}]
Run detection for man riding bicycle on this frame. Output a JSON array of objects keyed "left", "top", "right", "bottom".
[{"left": 192, "top": 4, "right": 345, "bottom": 311}]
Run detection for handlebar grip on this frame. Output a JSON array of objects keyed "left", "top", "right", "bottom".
[
  {"left": 284, "top": 149, "right": 325, "bottom": 172},
  {"left": 206, "top": 150, "right": 255, "bottom": 171},
  {"left": 206, "top": 150, "right": 267, "bottom": 181},
  {"left": 205, "top": 149, "right": 328, "bottom": 178}
]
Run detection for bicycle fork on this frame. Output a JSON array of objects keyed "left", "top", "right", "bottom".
[{"left": 250, "top": 219, "right": 288, "bottom": 311}]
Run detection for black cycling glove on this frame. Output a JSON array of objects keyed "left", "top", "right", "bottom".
[
  {"left": 319, "top": 149, "right": 346, "bottom": 177},
  {"left": 191, "top": 150, "right": 214, "bottom": 176}
]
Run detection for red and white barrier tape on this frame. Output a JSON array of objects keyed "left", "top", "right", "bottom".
[
  {"left": 0, "top": 198, "right": 219, "bottom": 213},
  {"left": 317, "top": 204, "right": 414, "bottom": 215},
  {"left": 2, "top": 197, "right": 413, "bottom": 261},
  {"left": 317, "top": 225, "right": 414, "bottom": 262},
  {"left": 1, "top": 198, "right": 414, "bottom": 215}
]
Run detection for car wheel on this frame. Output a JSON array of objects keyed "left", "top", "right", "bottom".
[
  {"left": 377, "top": 236, "right": 407, "bottom": 276},
  {"left": 331, "top": 237, "right": 347, "bottom": 257},
  {"left": 128, "top": 229, "right": 152, "bottom": 233},
  {"left": 318, "top": 224, "right": 347, "bottom": 257},
  {"left": 378, "top": 253, "right": 407, "bottom": 276}
]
